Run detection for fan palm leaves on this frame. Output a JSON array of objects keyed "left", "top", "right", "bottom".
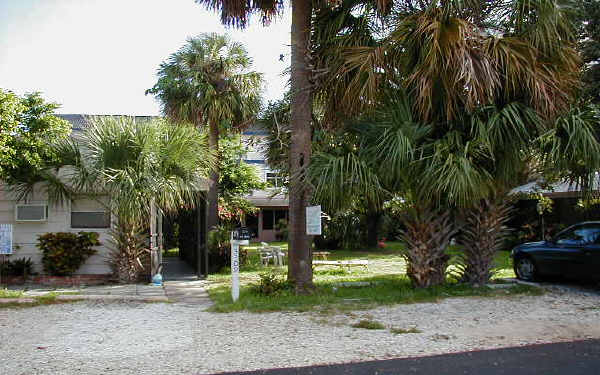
[
  {"left": 315, "top": 0, "right": 580, "bottom": 124},
  {"left": 539, "top": 103, "right": 600, "bottom": 189},
  {"left": 148, "top": 33, "right": 262, "bottom": 127},
  {"left": 58, "top": 117, "right": 212, "bottom": 221}
]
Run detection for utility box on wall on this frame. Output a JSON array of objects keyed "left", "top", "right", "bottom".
[{"left": 15, "top": 204, "right": 48, "bottom": 222}]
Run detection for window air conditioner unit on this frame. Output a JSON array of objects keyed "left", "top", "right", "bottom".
[{"left": 15, "top": 204, "right": 48, "bottom": 222}]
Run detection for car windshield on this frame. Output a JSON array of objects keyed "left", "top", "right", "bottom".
[{"left": 555, "top": 225, "right": 600, "bottom": 245}]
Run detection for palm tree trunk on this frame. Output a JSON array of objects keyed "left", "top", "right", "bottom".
[
  {"left": 366, "top": 212, "right": 381, "bottom": 248},
  {"left": 287, "top": 0, "right": 314, "bottom": 294},
  {"left": 207, "top": 120, "right": 220, "bottom": 232},
  {"left": 366, "top": 201, "right": 383, "bottom": 248}
]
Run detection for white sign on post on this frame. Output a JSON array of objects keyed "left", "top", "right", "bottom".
[
  {"left": 0, "top": 224, "right": 13, "bottom": 255},
  {"left": 306, "top": 205, "right": 322, "bottom": 235}
]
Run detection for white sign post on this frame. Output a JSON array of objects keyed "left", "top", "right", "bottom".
[
  {"left": 230, "top": 232, "right": 240, "bottom": 302},
  {"left": 0, "top": 224, "right": 13, "bottom": 255},
  {"left": 230, "top": 228, "right": 250, "bottom": 302},
  {"left": 306, "top": 205, "right": 322, "bottom": 235}
]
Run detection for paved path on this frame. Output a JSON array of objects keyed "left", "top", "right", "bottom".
[
  {"left": 162, "top": 256, "right": 213, "bottom": 306},
  {"left": 5, "top": 256, "right": 212, "bottom": 306},
  {"left": 213, "top": 339, "right": 600, "bottom": 375}
]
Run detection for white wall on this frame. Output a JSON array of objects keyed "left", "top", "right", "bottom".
[{"left": 0, "top": 185, "right": 112, "bottom": 275}]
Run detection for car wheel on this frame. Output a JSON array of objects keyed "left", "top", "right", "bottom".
[{"left": 515, "top": 257, "right": 536, "bottom": 281}]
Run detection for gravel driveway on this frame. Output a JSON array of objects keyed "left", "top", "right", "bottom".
[{"left": 1, "top": 286, "right": 599, "bottom": 375}]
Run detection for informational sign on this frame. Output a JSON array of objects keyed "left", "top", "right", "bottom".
[
  {"left": 306, "top": 205, "right": 322, "bottom": 235},
  {"left": 0, "top": 224, "right": 12, "bottom": 255},
  {"left": 232, "top": 227, "right": 251, "bottom": 241}
]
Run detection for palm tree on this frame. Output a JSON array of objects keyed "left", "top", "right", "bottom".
[
  {"left": 12, "top": 117, "right": 212, "bottom": 282},
  {"left": 147, "top": 33, "right": 262, "bottom": 234}
]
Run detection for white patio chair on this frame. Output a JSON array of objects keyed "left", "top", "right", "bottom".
[
  {"left": 272, "top": 246, "right": 286, "bottom": 266},
  {"left": 259, "top": 242, "right": 276, "bottom": 266}
]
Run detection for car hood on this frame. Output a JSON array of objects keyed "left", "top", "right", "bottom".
[{"left": 514, "top": 241, "right": 548, "bottom": 251}]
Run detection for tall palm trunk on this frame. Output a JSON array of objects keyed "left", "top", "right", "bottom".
[
  {"left": 287, "top": 0, "right": 314, "bottom": 293},
  {"left": 459, "top": 199, "right": 512, "bottom": 286},
  {"left": 366, "top": 201, "right": 383, "bottom": 248},
  {"left": 109, "top": 220, "right": 147, "bottom": 283},
  {"left": 401, "top": 207, "right": 456, "bottom": 288},
  {"left": 207, "top": 119, "right": 220, "bottom": 232}
]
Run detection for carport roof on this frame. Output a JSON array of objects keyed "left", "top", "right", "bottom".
[{"left": 510, "top": 175, "right": 600, "bottom": 198}]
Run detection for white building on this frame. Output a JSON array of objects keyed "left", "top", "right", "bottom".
[{"left": 240, "top": 124, "right": 288, "bottom": 242}]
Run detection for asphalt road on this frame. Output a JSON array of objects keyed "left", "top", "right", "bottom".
[{"left": 211, "top": 339, "right": 600, "bottom": 375}]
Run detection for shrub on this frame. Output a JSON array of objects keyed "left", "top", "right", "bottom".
[
  {"left": 352, "top": 319, "right": 385, "bottom": 330},
  {"left": 0, "top": 257, "right": 35, "bottom": 277},
  {"left": 37, "top": 232, "right": 100, "bottom": 276},
  {"left": 253, "top": 270, "right": 290, "bottom": 296},
  {"left": 275, "top": 219, "right": 288, "bottom": 241},
  {"left": 315, "top": 211, "right": 363, "bottom": 250},
  {"left": 207, "top": 225, "right": 248, "bottom": 273},
  {"left": 390, "top": 327, "right": 421, "bottom": 334}
]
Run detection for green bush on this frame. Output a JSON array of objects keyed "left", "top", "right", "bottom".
[
  {"left": 253, "top": 270, "right": 290, "bottom": 296},
  {"left": 351, "top": 319, "right": 386, "bottom": 330},
  {"left": 207, "top": 226, "right": 248, "bottom": 273},
  {"left": 315, "top": 211, "right": 359, "bottom": 250},
  {"left": 275, "top": 219, "right": 288, "bottom": 241},
  {"left": 0, "top": 257, "right": 35, "bottom": 277},
  {"left": 37, "top": 232, "right": 100, "bottom": 276}
]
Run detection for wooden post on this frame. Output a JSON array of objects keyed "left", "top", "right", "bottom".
[
  {"left": 150, "top": 200, "right": 160, "bottom": 278},
  {"left": 198, "top": 193, "right": 208, "bottom": 279},
  {"left": 157, "top": 209, "right": 163, "bottom": 272}
]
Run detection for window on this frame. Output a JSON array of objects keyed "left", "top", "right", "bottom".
[
  {"left": 262, "top": 210, "right": 274, "bottom": 230},
  {"left": 246, "top": 214, "right": 259, "bottom": 238},
  {"left": 71, "top": 198, "right": 110, "bottom": 229},
  {"left": 262, "top": 209, "right": 288, "bottom": 230},
  {"left": 266, "top": 172, "right": 285, "bottom": 188},
  {"left": 274, "top": 210, "right": 287, "bottom": 225},
  {"left": 556, "top": 224, "right": 600, "bottom": 245},
  {"left": 71, "top": 212, "right": 110, "bottom": 229}
]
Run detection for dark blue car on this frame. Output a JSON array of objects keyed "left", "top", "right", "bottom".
[{"left": 511, "top": 221, "right": 600, "bottom": 281}]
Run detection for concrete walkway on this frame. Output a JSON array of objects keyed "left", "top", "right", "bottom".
[
  {"left": 161, "top": 256, "right": 213, "bottom": 306},
  {"left": 3, "top": 257, "right": 213, "bottom": 306}
]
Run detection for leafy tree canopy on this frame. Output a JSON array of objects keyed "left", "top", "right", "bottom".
[
  {"left": 219, "top": 134, "right": 266, "bottom": 199},
  {"left": 213, "top": 134, "right": 265, "bottom": 225},
  {"left": 575, "top": 0, "right": 600, "bottom": 102},
  {"left": 0, "top": 89, "right": 70, "bottom": 183}
]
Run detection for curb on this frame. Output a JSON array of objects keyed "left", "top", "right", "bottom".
[
  {"left": 56, "top": 294, "right": 169, "bottom": 303},
  {"left": 0, "top": 297, "right": 36, "bottom": 304},
  {"left": 0, "top": 294, "right": 168, "bottom": 304}
]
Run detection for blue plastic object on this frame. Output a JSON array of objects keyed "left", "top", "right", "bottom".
[{"left": 152, "top": 273, "right": 163, "bottom": 286}]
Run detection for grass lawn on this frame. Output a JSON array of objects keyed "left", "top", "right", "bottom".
[
  {"left": 163, "top": 247, "right": 180, "bottom": 257},
  {"left": 0, "top": 291, "right": 86, "bottom": 309},
  {"left": 206, "top": 241, "right": 533, "bottom": 313},
  {"left": 0, "top": 288, "right": 24, "bottom": 298}
]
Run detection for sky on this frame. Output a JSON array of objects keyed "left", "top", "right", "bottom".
[{"left": 0, "top": 0, "right": 292, "bottom": 116}]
